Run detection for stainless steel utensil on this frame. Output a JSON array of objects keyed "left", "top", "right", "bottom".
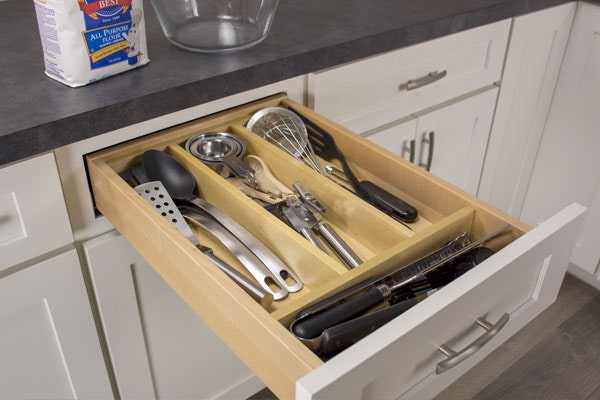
[
  {"left": 290, "top": 225, "right": 510, "bottom": 346},
  {"left": 141, "top": 150, "right": 303, "bottom": 297},
  {"left": 134, "top": 181, "right": 273, "bottom": 307},
  {"left": 246, "top": 107, "right": 325, "bottom": 175},
  {"left": 186, "top": 132, "right": 258, "bottom": 188}
]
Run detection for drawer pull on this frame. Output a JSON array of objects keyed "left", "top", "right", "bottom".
[
  {"left": 418, "top": 131, "right": 435, "bottom": 171},
  {"left": 399, "top": 70, "right": 447, "bottom": 91},
  {"left": 402, "top": 139, "right": 416, "bottom": 163},
  {"left": 436, "top": 312, "right": 509, "bottom": 374}
]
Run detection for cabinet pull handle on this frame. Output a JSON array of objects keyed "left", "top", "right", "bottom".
[
  {"left": 436, "top": 312, "right": 510, "bottom": 374},
  {"left": 418, "top": 131, "right": 434, "bottom": 171},
  {"left": 399, "top": 70, "right": 447, "bottom": 91},
  {"left": 402, "top": 139, "right": 416, "bottom": 163}
]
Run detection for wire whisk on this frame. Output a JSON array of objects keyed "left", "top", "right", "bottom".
[{"left": 246, "top": 107, "right": 325, "bottom": 175}]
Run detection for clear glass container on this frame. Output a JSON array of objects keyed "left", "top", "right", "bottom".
[{"left": 149, "top": 0, "right": 280, "bottom": 53}]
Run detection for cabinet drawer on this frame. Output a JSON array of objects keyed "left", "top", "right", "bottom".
[
  {"left": 309, "top": 19, "right": 510, "bottom": 134},
  {"left": 0, "top": 153, "right": 73, "bottom": 271},
  {"left": 87, "top": 94, "right": 585, "bottom": 399}
]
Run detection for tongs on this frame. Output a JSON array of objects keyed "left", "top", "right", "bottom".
[{"left": 290, "top": 225, "right": 509, "bottom": 355}]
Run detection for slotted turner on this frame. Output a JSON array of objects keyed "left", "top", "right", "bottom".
[
  {"left": 135, "top": 181, "right": 273, "bottom": 307},
  {"left": 290, "top": 108, "right": 419, "bottom": 223}
]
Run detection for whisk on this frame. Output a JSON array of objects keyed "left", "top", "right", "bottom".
[{"left": 246, "top": 107, "right": 326, "bottom": 175}]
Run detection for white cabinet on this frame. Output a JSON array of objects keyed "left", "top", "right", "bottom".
[
  {"left": 0, "top": 153, "right": 73, "bottom": 271},
  {"left": 0, "top": 248, "right": 112, "bottom": 399},
  {"left": 83, "top": 230, "right": 264, "bottom": 399},
  {"left": 308, "top": 20, "right": 510, "bottom": 134},
  {"left": 478, "top": 3, "right": 576, "bottom": 217},
  {"left": 521, "top": 2, "right": 600, "bottom": 287},
  {"left": 367, "top": 88, "right": 498, "bottom": 195},
  {"left": 85, "top": 93, "right": 587, "bottom": 400}
]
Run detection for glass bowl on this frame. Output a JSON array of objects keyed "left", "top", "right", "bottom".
[{"left": 149, "top": 0, "right": 280, "bottom": 53}]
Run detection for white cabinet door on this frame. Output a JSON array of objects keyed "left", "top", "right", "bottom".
[
  {"left": 83, "top": 230, "right": 264, "bottom": 399},
  {"left": 478, "top": 3, "right": 576, "bottom": 217},
  {"left": 521, "top": 2, "right": 600, "bottom": 279},
  {"left": 0, "top": 152, "right": 73, "bottom": 271},
  {"left": 416, "top": 88, "right": 497, "bottom": 195},
  {"left": 366, "top": 88, "right": 497, "bottom": 196},
  {"left": 366, "top": 117, "right": 418, "bottom": 163},
  {"left": 0, "top": 248, "right": 112, "bottom": 399}
]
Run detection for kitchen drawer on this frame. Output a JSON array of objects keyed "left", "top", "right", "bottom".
[
  {"left": 87, "top": 94, "right": 585, "bottom": 399},
  {"left": 0, "top": 153, "right": 73, "bottom": 271},
  {"left": 308, "top": 19, "right": 510, "bottom": 134}
]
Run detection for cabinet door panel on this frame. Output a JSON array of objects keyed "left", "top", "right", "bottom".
[
  {"left": 365, "top": 118, "right": 418, "bottom": 162},
  {"left": 521, "top": 2, "right": 600, "bottom": 276},
  {"left": 84, "top": 231, "right": 264, "bottom": 399},
  {"left": 0, "top": 153, "right": 73, "bottom": 271},
  {"left": 0, "top": 249, "right": 112, "bottom": 399},
  {"left": 416, "top": 88, "right": 497, "bottom": 195},
  {"left": 478, "top": 4, "right": 576, "bottom": 217}
]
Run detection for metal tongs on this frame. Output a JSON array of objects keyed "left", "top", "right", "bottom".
[
  {"left": 290, "top": 225, "right": 510, "bottom": 355},
  {"left": 279, "top": 182, "right": 363, "bottom": 269}
]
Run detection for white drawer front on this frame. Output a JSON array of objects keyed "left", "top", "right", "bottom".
[
  {"left": 297, "top": 204, "right": 586, "bottom": 400},
  {"left": 308, "top": 20, "right": 510, "bottom": 134},
  {"left": 0, "top": 153, "right": 73, "bottom": 271}
]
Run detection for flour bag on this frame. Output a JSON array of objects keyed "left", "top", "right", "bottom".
[{"left": 33, "top": 0, "right": 149, "bottom": 87}]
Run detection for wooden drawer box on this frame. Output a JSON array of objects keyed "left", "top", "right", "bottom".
[{"left": 87, "top": 94, "right": 585, "bottom": 399}]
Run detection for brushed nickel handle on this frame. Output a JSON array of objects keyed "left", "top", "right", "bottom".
[
  {"left": 436, "top": 312, "right": 510, "bottom": 374},
  {"left": 418, "top": 131, "right": 434, "bottom": 171},
  {"left": 402, "top": 139, "right": 416, "bottom": 163},
  {"left": 399, "top": 70, "right": 447, "bottom": 91}
]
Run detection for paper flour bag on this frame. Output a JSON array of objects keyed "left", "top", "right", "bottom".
[{"left": 33, "top": 0, "right": 149, "bottom": 87}]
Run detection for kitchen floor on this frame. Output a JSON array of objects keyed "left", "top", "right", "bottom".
[{"left": 248, "top": 272, "right": 600, "bottom": 400}]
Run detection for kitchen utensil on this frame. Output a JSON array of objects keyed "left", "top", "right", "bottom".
[
  {"left": 149, "top": 0, "right": 280, "bottom": 53},
  {"left": 186, "top": 132, "right": 258, "bottom": 188},
  {"left": 292, "top": 181, "right": 363, "bottom": 269},
  {"left": 226, "top": 178, "right": 282, "bottom": 204},
  {"left": 316, "top": 247, "right": 496, "bottom": 355},
  {"left": 246, "top": 107, "right": 325, "bottom": 174},
  {"left": 244, "top": 155, "right": 295, "bottom": 199},
  {"left": 141, "top": 150, "right": 303, "bottom": 296},
  {"left": 290, "top": 226, "right": 508, "bottom": 345},
  {"left": 292, "top": 108, "right": 419, "bottom": 222},
  {"left": 134, "top": 181, "right": 273, "bottom": 307},
  {"left": 244, "top": 154, "right": 363, "bottom": 268}
]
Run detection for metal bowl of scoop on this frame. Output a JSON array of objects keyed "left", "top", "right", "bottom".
[{"left": 186, "top": 131, "right": 247, "bottom": 177}]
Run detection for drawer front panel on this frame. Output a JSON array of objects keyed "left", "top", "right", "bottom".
[
  {"left": 297, "top": 204, "right": 586, "bottom": 400},
  {"left": 309, "top": 20, "right": 510, "bottom": 134},
  {"left": 0, "top": 153, "right": 73, "bottom": 271},
  {"left": 87, "top": 94, "right": 583, "bottom": 400}
]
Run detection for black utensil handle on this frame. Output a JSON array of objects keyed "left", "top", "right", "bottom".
[
  {"left": 292, "top": 285, "right": 387, "bottom": 340},
  {"left": 359, "top": 180, "right": 418, "bottom": 222},
  {"left": 320, "top": 297, "right": 419, "bottom": 355}
]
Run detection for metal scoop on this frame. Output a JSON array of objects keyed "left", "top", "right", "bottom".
[{"left": 135, "top": 181, "right": 273, "bottom": 307}]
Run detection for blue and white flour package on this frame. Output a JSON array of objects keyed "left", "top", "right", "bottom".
[{"left": 33, "top": 0, "right": 149, "bottom": 87}]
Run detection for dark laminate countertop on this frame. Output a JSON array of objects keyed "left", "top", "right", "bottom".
[{"left": 0, "top": 0, "right": 581, "bottom": 166}]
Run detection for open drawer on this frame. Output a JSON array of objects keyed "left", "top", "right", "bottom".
[{"left": 87, "top": 93, "right": 586, "bottom": 399}]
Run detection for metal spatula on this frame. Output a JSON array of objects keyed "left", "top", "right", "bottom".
[{"left": 135, "top": 181, "right": 273, "bottom": 307}]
